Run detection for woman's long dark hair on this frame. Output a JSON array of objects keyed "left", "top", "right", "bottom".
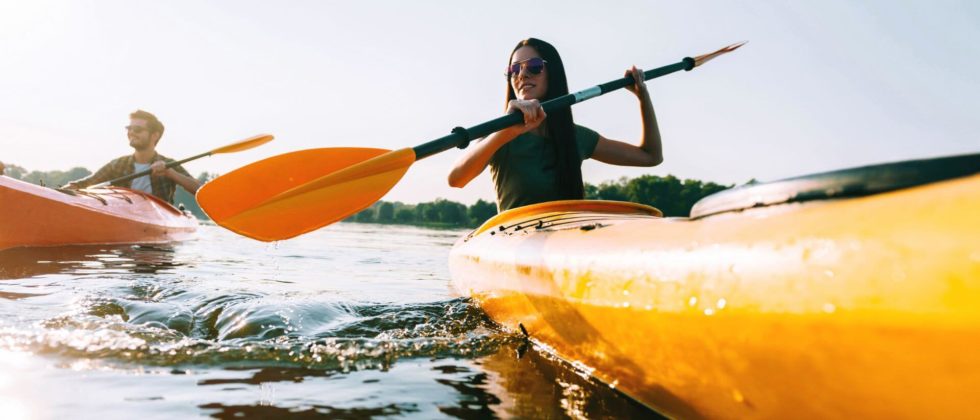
[{"left": 504, "top": 38, "right": 583, "bottom": 199}]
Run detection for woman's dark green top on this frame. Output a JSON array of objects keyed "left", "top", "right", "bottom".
[{"left": 489, "top": 125, "right": 600, "bottom": 212}]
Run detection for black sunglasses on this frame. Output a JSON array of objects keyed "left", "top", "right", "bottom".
[{"left": 506, "top": 57, "right": 547, "bottom": 78}]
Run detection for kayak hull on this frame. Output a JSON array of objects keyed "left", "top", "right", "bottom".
[
  {"left": 0, "top": 176, "right": 198, "bottom": 250},
  {"left": 449, "top": 174, "right": 980, "bottom": 419}
]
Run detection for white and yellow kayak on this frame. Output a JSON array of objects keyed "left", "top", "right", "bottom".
[{"left": 449, "top": 153, "right": 980, "bottom": 418}]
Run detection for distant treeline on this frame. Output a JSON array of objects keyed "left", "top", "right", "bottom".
[
  {"left": 587, "top": 175, "right": 732, "bottom": 218},
  {"left": 348, "top": 174, "right": 732, "bottom": 228},
  {"left": 4, "top": 164, "right": 732, "bottom": 227},
  {"left": 1, "top": 164, "right": 213, "bottom": 219},
  {"left": 348, "top": 199, "right": 498, "bottom": 229}
]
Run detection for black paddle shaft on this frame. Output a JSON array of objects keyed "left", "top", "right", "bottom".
[
  {"left": 412, "top": 57, "right": 695, "bottom": 160},
  {"left": 98, "top": 151, "right": 212, "bottom": 186}
]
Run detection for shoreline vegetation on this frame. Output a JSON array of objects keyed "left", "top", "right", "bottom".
[{"left": 2, "top": 164, "right": 732, "bottom": 228}]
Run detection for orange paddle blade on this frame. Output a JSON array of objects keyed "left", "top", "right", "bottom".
[{"left": 197, "top": 147, "right": 416, "bottom": 241}]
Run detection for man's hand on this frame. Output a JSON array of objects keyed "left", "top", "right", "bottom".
[{"left": 150, "top": 161, "right": 171, "bottom": 178}]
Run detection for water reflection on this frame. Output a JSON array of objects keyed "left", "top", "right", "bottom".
[
  {"left": 197, "top": 367, "right": 336, "bottom": 386},
  {"left": 199, "top": 402, "right": 420, "bottom": 419},
  {"left": 0, "top": 290, "right": 45, "bottom": 300},
  {"left": 0, "top": 244, "right": 181, "bottom": 280},
  {"left": 477, "top": 342, "right": 661, "bottom": 419},
  {"left": 193, "top": 341, "right": 660, "bottom": 419}
]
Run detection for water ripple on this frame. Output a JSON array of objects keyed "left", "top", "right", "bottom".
[{"left": 0, "top": 224, "right": 657, "bottom": 418}]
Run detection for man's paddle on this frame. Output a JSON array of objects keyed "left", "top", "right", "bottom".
[
  {"left": 197, "top": 42, "right": 745, "bottom": 242},
  {"left": 93, "top": 134, "right": 274, "bottom": 187}
]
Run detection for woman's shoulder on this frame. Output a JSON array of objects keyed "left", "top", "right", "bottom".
[
  {"left": 573, "top": 124, "right": 599, "bottom": 143},
  {"left": 574, "top": 124, "right": 598, "bottom": 135},
  {"left": 573, "top": 124, "right": 600, "bottom": 159}
]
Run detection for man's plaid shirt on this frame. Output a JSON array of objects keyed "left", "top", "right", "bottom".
[{"left": 73, "top": 153, "right": 192, "bottom": 204}]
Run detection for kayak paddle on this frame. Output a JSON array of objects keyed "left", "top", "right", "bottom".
[
  {"left": 94, "top": 134, "right": 274, "bottom": 187},
  {"left": 196, "top": 42, "right": 745, "bottom": 242}
]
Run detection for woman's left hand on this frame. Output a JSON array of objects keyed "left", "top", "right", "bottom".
[{"left": 624, "top": 65, "right": 648, "bottom": 98}]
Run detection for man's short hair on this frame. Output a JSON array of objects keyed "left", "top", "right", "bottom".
[{"left": 130, "top": 109, "right": 165, "bottom": 137}]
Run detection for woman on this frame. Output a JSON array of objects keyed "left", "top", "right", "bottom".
[{"left": 448, "top": 38, "right": 664, "bottom": 211}]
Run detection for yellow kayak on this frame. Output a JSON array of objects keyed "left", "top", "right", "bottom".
[{"left": 449, "top": 154, "right": 980, "bottom": 418}]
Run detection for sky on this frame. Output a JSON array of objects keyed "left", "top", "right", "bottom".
[{"left": 1, "top": 0, "right": 977, "bottom": 205}]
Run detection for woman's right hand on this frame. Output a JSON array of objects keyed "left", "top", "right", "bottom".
[
  {"left": 448, "top": 99, "right": 545, "bottom": 188},
  {"left": 507, "top": 99, "right": 546, "bottom": 133}
]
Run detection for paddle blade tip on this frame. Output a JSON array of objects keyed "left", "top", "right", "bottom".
[
  {"left": 213, "top": 134, "right": 275, "bottom": 154},
  {"left": 693, "top": 41, "right": 747, "bottom": 68}
]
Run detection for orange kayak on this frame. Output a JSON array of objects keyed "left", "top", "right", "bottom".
[
  {"left": 0, "top": 175, "right": 198, "bottom": 250},
  {"left": 450, "top": 154, "right": 980, "bottom": 418}
]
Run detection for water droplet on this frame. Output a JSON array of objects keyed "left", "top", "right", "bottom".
[
  {"left": 688, "top": 296, "right": 698, "bottom": 306},
  {"left": 716, "top": 298, "right": 727, "bottom": 309},
  {"left": 704, "top": 308, "right": 715, "bottom": 316}
]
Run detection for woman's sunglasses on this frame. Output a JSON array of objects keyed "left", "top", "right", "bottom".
[{"left": 507, "top": 58, "right": 547, "bottom": 78}]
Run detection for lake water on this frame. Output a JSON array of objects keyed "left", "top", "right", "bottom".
[{"left": 0, "top": 223, "right": 658, "bottom": 419}]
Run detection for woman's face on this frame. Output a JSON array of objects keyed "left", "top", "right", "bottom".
[{"left": 509, "top": 46, "right": 548, "bottom": 101}]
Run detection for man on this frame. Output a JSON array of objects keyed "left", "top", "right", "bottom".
[{"left": 69, "top": 110, "right": 200, "bottom": 204}]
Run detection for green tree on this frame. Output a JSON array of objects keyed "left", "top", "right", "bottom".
[
  {"left": 584, "top": 183, "right": 599, "bottom": 199},
  {"left": 22, "top": 167, "right": 91, "bottom": 187},
  {"left": 625, "top": 175, "right": 682, "bottom": 215},
  {"left": 414, "top": 202, "right": 430, "bottom": 222},
  {"left": 377, "top": 202, "right": 395, "bottom": 223},
  {"left": 2, "top": 164, "right": 28, "bottom": 180},
  {"left": 467, "top": 199, "right": 497, "bottom": 227},
  {"left": 595, "top": 177, "right": 629, "bottom": 201},
  {"left": 395, "top": 208, "right": 415, "bottom": 223},
  {"left": 353, "top": 207, "right": 375, "bottom": 222},
  {"left": 614, "top": 174, "right": 733, "bottom": 217},
  {"left": 433, "top": 199, "right": 466, "bottom": 225},
  {"left": 424, "top": 205, "right": 439, "bottom": 223}
]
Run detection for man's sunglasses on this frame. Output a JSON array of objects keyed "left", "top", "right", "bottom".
[
  {"left": 125, "top": 125, "right": 148, "bottom": 134},
  {"left": 506, "top": 58, "right": 547, "bottom": 78}
]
